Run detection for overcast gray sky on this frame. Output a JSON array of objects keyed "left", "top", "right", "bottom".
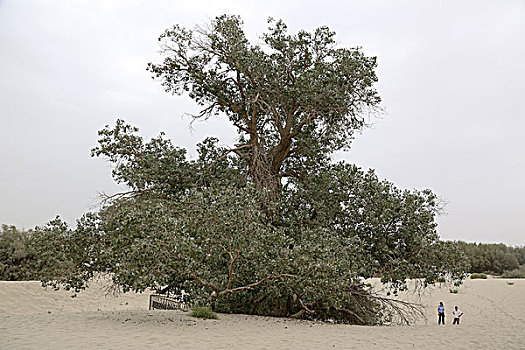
[{"left": 1, "top": 0, "right": 524, "bottom": 245}]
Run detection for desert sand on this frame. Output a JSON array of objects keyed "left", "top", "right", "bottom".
[{"left": 1, "top": 277, "right": 524, "bottom": 349}]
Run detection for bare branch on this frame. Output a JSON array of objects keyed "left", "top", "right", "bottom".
[{"left": 333, "top": 307, "right": 366, "bottom": 325}]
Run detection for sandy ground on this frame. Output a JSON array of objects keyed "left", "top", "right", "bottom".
[{"left": 1, "top": 278, "right": 525, "bottom": 349}]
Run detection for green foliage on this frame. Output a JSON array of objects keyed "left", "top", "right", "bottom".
[
  {"left": 0, "top": 220, "right": 79, "bottom": 282},
  {"left": 454, "top": 241, "right": 524, "bottom": 275},
  {"left": 449, "top": 288, "right": 459, "bottom": 294},
  {"left": 470, "top": 273, "right": 487, "bottom": 279},
  {"left": 147, "top": 15, "right": 381, "bottom": 192},
  {"left": 190, "top": 306, "right": 219, "bottom": 319},
  {"left": 44, "top": 119, "right": 467, "bottom": 324},
  {"left": 282, "top": 164, "right": 468, "bottom": 287},
  {"left": 501, "top": 266, "right": 525, "bottom": 279},
  {"left": 0, "top": 225, "right": 36, "bottom": 280},
  {"left": 506, "top": 282, "right": 514, "bottom": 285}
]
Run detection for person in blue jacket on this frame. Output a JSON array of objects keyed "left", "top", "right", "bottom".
[{"left": 437, "top": 302, "right": 445, "bottom": 325}]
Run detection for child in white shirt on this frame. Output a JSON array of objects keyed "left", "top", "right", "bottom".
[{"left": 452, "top": 305, "right": 463, "bottom": 325}]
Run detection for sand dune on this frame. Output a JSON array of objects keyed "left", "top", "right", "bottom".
[{"left": 1, "top": 278, "right": 524, "bottom": 349}]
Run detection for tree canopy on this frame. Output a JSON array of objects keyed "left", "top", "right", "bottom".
[
  {"left": 147, "top": 15, "right": 380, "bottom": 193},
  {"left": 39, "top": 118, "right": 466, "bottom": 324}
]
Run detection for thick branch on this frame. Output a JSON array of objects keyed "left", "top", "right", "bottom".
[
  {"left": 333, "top": 307, "right": 366, "bottom": 325},
  {"left": 191, "top": 273, "right": 219, "bottom": 294},
  {"left": 215, "top": 144, "right": 252, "bottom": 162},
  {"left": 227, "top": 244, "right": 240, "bottom": 290}
]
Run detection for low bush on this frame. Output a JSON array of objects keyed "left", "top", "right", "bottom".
[
  {"left": 501, "top": 267, "right": 525, "bottom": 279},
  {"left": 190, "top": 306, "right": 219, "bottom": 319},
  {"left": 449, "top": 288, "right": 459, "bottom": 294},
  {"left": 470, "top": 273, "right": 487, "bottom": 279}
]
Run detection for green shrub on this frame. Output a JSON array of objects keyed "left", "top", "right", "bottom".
[
  {"left": 501, "top": 269, "right": 525, "bottom": 279},
  {"left": 470, "top": 273, "right": 487, "bottom": 279},
  {"left": 190, "top": 306, "right": 219, "bottom": 319},
  {"left": 506, "top": 282, "right": 514, "bottom": 285},
  {"left": 449, "top": 288, "right": 459, "bottom": 294}
]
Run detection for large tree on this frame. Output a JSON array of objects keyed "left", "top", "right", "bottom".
[
  {"left": 147, "top": 15, "right": 380, "bottom": 194},
  {"left": 41, "top": 15, "right": 468, "bottom": 325},
  {"left": 45, "top": 119, "right": 466, "bottom": 324}
]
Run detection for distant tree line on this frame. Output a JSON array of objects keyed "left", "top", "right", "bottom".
[
  {"left": 453, "top": 241, "right": 525, "bottom": 275},
  {"left": 0, "top": 220, "right": 81, "bottom": 282}
]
